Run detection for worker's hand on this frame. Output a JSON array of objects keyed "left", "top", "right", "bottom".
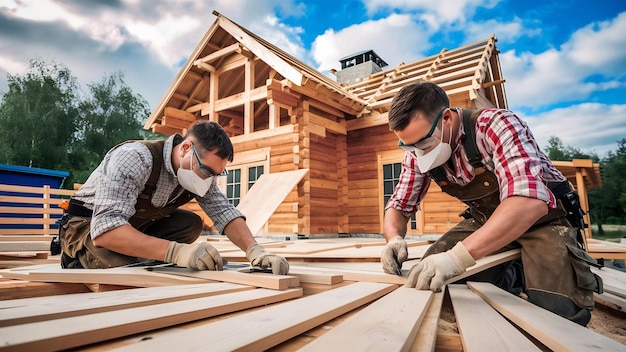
[
  {"left": 381, "top": 236, "right": 408, "bottom": 275},
  {"left": 405, "top": 242, "right": 476, "bottom": 292},
  {"left": 165, "top": 241, "right": 223, "bottom": 270},
  {"left": 246, "top": 244, "right": 289, "bottom": 275}
]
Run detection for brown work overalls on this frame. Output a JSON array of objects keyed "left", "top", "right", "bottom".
[
  {"left": 59, "top": 139, "right": 202, "bottom": 269},
  {"left": 422, "top": 110, "right": 602, "bottom": 326}
]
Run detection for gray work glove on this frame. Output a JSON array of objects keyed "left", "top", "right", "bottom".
[
  {"left": 165, "top": 241, "right": 223, "bottom": 270},
  {"left": 381, "top": 236, "right": 408, "bottom": 275},
  {"left": 405, "top": 242, "right": 476, "bottom": 292},
  {"left": 246, "top": 244, "right": 290, "bottom": 275}
]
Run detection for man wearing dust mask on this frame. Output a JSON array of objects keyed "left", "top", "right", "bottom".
[
  {"left": 381, "top": 82, "right": 601, "bottom": 326},
  {"left": 56, "top": 120, "right": 289, "bottom": 275}
]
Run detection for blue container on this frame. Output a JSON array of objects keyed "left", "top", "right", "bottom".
[
  {"left": 0, "top": 163, "right": 69, "bottom": 188},
  {"left": 0, "top": 163, "right": 70, "bottom": 231}
]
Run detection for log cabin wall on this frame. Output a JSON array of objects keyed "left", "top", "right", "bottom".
[{"left": 297, "top": 101, "right": 349, "bottom": 236}]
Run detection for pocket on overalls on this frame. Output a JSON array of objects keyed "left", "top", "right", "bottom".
[
  {"left": 59, "top": 216, "right": 91, "bottom": 258},
  {"left": 566, "top": 244, "right": 603, "bottom": 294}
]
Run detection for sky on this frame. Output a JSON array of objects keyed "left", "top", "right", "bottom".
[{"left": 0, "top": 0, "right": 625, "bottom": 157}]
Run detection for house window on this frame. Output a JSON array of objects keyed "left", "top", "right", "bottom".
[
  {"left": 383, "top": 162, "right": 417, "bottom": 230},
  {"left": 226, "top": 169, "right": 241, "bottom": 207},
  {"left": 248, "top": 165, "right": 264, "bottom": 189}
]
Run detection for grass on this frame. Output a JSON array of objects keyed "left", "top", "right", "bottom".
[{"left": 590, "top": 224, "right": 626, "bottom": 242}]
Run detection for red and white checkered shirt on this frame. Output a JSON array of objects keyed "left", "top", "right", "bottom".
[{"left": 386, "top": 108, "right": 566, "bottom": 217}]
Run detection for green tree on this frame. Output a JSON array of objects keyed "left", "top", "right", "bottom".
[
  {"left": 69, "top": 72, "right": 153, "bottom": 183},
  {"left": 543, "top": 136, "right": 626, "bottom": 237},
  {"left": 545, "top": 136, "right": 598, "bottom": 162},
  {"left": 0, "top": 59, "right": 79, "bottom": 171}
]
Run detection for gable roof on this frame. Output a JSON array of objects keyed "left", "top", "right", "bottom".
[{"left": 145, "top": 12, "right": 504, "bottom": 129}]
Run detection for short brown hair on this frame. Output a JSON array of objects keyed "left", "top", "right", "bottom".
[
  {"left": 184, "top": 121, "right": 234, "bottom": 162},
  {"left": 388, "top": 82, "right": 449, "bottom": 131}
]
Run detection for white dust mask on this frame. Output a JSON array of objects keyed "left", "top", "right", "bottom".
[
  {"left": 414, "top": 122, "right": 453, "bottom": 173},
  {"left": 176, "top": 152, "right": 214, "bottom": 196}
]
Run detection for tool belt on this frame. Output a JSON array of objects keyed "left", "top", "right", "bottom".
[{"left": 66, "top": 199, "right": 94, "bottom": 217}]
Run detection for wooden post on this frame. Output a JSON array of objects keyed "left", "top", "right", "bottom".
[{"left": 42, "top": 185, "right": 50, "bottom": 236}]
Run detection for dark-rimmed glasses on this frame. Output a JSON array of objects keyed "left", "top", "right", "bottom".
[
  {"left": 191, "top": 143, "right": 228, "bottom": 177},
  {"left": 398, "top": 108, "right": 447, "bottom": 151}
]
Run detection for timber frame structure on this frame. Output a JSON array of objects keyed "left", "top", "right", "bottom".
[{"left": 145, "top": 11, "right": 601, "bottom": 237}]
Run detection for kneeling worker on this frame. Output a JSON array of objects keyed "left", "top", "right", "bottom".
[{"left": 56, "top": 120, "right": 288, "bottom": 275}]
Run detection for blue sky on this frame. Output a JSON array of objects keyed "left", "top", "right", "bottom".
[{"left": 0, "top": 0, "right": 624, "bottom": 157}]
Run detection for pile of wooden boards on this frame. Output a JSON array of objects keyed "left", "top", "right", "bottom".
[{"left": 1, "top": 238, "right": 625, "bottom": 351}]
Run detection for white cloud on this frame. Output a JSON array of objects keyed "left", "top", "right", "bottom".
[
  {"left": 361, "top": 0, "right": 500, "bottom": 24},
  {"left": 501, "top": 12, "right": 626, "bottom": 109},
  {"left": 311, "top": 13, "right": 431, "bottom": 72},
  {"left": 523, "top": 103, "right": 626, "bottom": 157},
  {"left": 463, "top": 17, "right": 540, "bottom": 44}
]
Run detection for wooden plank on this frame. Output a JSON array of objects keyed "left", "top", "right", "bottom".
[
  {"left": 0, "top": 279, "right": 91, "bottom": 300},
  {"left": 148, "top": 266, "right": 299, "bottom": 290},
  {"left": 410, "top": 291, "right": 444, "bottom": 352},
  {"left": 444, "top": 249, "right": 521, "bottom": 284},
  {"left": 286, "top": 267, "right": 343, "bottom": 285},
  {"left": 236, "top": 169, "right": 309, "bottom": 235},
  {"left": 448, "top": 284, "right": 540, "bottom": 351},
  {"left": 114, "top": 282, "right": 397, "bottom": 351},
  {"left": 0, "top": 264, "right": 208, "bottom": 287},
  {"left": 0, "top": 287, "right": 303, "bottom": 352},
  {"left": 0, "top": 282, "right": 253, "bottom": 327},
  {"left": 287, "top": 248, "right": 520, "bottom": 285},
  {"left": 300, "top": 287, "right": 432, "bottom": 351},
  {"left": 467, "top": 281, "right": 626, "bottom": 352},
  {"left": 594, "top": 291, "right": 626, "bottom": 313},
  {"left": 0, "top": 241, "right": 50, "bottom": 252},
  {"left": 164, "top": 106, "right": 196, "bottom": 122}
]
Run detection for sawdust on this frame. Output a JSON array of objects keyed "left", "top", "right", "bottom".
[{"left": 588, "top": 303, "right": 626, "bottom": 345}]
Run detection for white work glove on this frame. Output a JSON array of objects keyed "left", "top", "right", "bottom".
[
  {"left": 381, "top": 236, "right": 408, "bottom": 275},
  {"left": 405, "top": 242, "right": 476, "bottom": 292},
  {"left": 164, "top": 241, "right": 223, "bottom": 271},
  {"left": 246, "top": 244, "right": 290, "bottom": 275}
]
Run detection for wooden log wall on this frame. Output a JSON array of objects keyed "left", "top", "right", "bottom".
[
  {"left": 346, "top": 124, "right": 399, "bottom": 233},
  {"left": 231, "top": 125, "right": 302, "bottom": 235},
  {"left": 296, "top": 101, "right": 350, "bottom": 235},
  {"left": 346, "top": 121, "right": 467, "bottom": 235}
]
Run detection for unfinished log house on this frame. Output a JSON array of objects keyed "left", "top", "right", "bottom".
[{"left": 145, "top": 11, "right": 601, "bottom": 238}]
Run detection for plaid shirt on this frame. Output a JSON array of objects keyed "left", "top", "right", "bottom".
[
  {"left": 73, "top": 134, "right": 243, "bottom": 238},
  {"left": 386, "top": 108, "right": 566, "bottom": 217}
]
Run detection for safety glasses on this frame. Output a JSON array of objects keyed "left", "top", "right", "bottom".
[
  {"left": 398, "top": 108, "right": 446, "bottom": 151},
  {"left": 191, "top": 143, "right": 228, "bottom": 178}
]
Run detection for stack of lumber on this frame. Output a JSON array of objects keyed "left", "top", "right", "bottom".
[
  {"left": 0, "top": 184, "right": 74, "bottom": 268},
  {"left": 1, "top": 238, "right": 625, "bottom": 351},
  {"left": 588, "top": 238, "right": 626, "bottom": 260}
]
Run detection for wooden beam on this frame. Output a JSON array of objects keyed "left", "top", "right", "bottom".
[
  {"left": 214, "top": 86, "right": 267, "bottom": 112},
  {"left": 346, "top": 112, "right": 389, "bottom": 131},
  {"left": 307, "top": 111, "right": 346, "bottom": 135},
  {"left": 195, "top": 42, "right": 241, "bottom": 64},
  {"left": 216, "top": 12, "right": 304, "bottom": 85},
  {"left": 164, "top": 107, "right": 196, "bottom": 122}
]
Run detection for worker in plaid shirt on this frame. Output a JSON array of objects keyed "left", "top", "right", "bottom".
[
  {"left": 381, "top": 82, "right": 601, "bottom": 326},
  {"left": 58, "top": 121, "right": 288, "bottom": 275}
]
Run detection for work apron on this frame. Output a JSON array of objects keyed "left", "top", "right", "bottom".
[{"left": 423, "top": 168, "right": 602, "bottom": 326}]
